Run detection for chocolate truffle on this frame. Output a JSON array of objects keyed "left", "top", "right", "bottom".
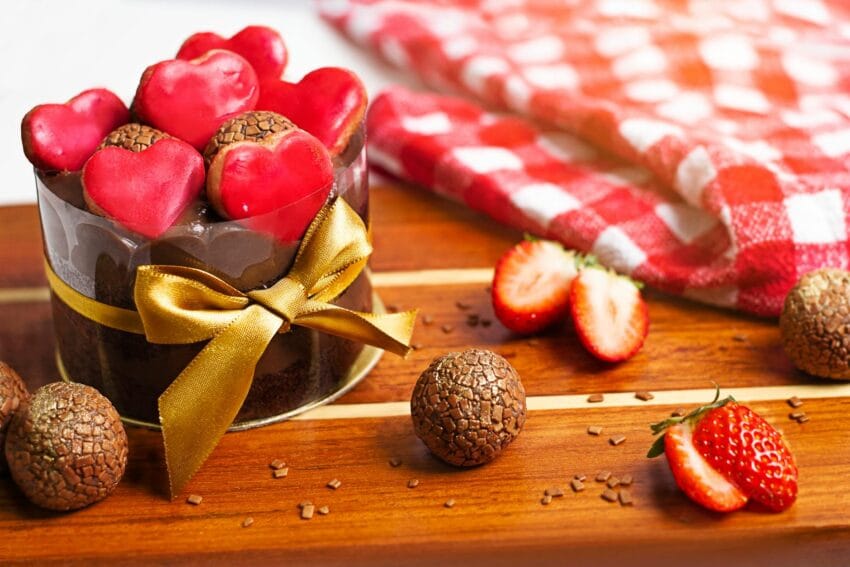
[
  {"left": 5, "top": 382, "right": 128, "bottom": 510},
  {"left": 411, "top": 349, "right": 526, "bottom": 467},
  {"left": 203, "top": 110, "right": 295, "bottom": 166},
  {"left": 780, "top": 268, "right": 850, "bottom": 380},
  {"left": 0, "top": 362, "right": 29, "bottom": 474},
  {"left": 99, "top": 122, "right": 170, "bottom": 153}
]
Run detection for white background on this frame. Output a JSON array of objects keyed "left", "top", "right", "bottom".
[{"left": 1, "top": 0, "right": 414, "bottom": 205}]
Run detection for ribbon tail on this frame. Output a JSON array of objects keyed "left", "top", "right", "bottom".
[
  {"left": 158, "top": 305, "right": 282, "bottom": 498},
  {"left": 294, "top": 303, "right": 418, "bottom": 357}
]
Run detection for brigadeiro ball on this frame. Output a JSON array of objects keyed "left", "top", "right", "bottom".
[
  {"left": 411, "top": 349, "right": 527, "bottom": 467},
  {"left": 780, "top": 268, "right": 850, "bottom": 380},
  {"left": 0, "top": 362, "right": 30, "bottom": 474},
  {"left": 5, "top": 382, "right": 128, "bottom": 511}
]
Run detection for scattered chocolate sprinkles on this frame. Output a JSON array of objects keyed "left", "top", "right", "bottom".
[
  {"left": 601, "top": 489, "right": 618, "bottom": 503},
  {"left": 789, "top": 411, "right": 806, "bottom": 421},
  {"left": 587, "top": 425, "right": 603, "bottom": 436},
  {"left": 327, "top": 479, "right": 342, "bottom": 490},
  {"left": 444, "top": 499, "right": 456, "bottom": 508},
  {"left": 796, "top": 414, "right": 810, "bottom": 423},
  {"left": 619, "top": 490, "right": 634, "bottom": 506},
  {"left": 635, "top": 391, "right": 654, "bottom": 401},
  {"left": 186, "top": 494, "right": 203, "bottom": 505},
  {"left": 609, "top": 434, "right": 627, "bottom": 446},
  {"left": 541, "top": 494, "right": 552, "bottom": 505},
  {"left": 596, "top": 471, "right": 612, "bottom": 482},
  {"left": 273, "top": 467, "right": 289, "bottom": 479},
  {"left": 570, "top": 478, "right": 585, "bottom": 492},
  {"left": 269, "top": 459, "right": 286, "bottom": 470},
  {"left": 787, "top": 396, "right": 804, "bottom": 409},
  {"left": 389, "top": 458, "right": 402, "bottom": 467},
  {"left": 301, "top": 504, "right": 315, "bottom": 520},
  {"left": 318, "top": 506, "right": 330, "bottom": 516},
  {"left": 587, "top": 393, "right": 604, "bottom": 403},
  {"left": 242, "top": 517, "right": 254, "bottom": 528},
  {"left": 606, "top": 477, "right": 620, "bottom": 489},
  {"left": 408, "top": 479, "right": 420, "bottom": 488}
]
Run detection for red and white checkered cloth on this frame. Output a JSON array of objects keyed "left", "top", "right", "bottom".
[{"left": 320, "top": 0, "right": 850, "bottom": 316}]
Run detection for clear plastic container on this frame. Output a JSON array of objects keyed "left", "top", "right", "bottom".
[{"left": 36, "top": 127, "right": 373, "bottom": 428}]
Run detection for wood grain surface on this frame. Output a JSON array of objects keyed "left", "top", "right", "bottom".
[{"left": 0, "top": 182, "right": 849, "bottom": 566}]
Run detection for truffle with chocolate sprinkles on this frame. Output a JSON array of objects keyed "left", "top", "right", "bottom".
[
  {"left": 0, "top": 362, "right": 29, "bottom": 474},
  {"left": 411, "top": 349, "right": 527, "bottom": 467},
  {"left": 203, "top": 110, "right": 295, "bottom": 166},
  {"left": 99, "top": 123, "right": 170, "bottom": 153},
  {"left": 5, "top": 382, "right": 128, "bottom": 511}
]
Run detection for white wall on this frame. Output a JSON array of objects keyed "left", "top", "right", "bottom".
[{"left": 2, "top": 0, "right": 413, "bottom": 205}]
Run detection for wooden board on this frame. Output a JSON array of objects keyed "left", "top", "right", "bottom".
[{"left": 1, "top": 183, "right": 849, "bottom": 566}]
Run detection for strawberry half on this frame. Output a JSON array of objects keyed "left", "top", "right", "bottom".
[
  {"left": 569, "top": 266, "right": 648, "bottom": 362},
  {"left": 491, "top": 239, "right": 579, "bottom": 334},
  {"left": 663, "top": 423, "right": 749, "bottom": 512},
  {"left": 649, "top": 388, "right": 798, "bottom": 513},
  {"left": 693, "top": 401, "right": 798, "bottom": 512}
]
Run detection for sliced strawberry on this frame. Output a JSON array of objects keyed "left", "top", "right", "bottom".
[
  {"left": 649, "top": 388, "right": 798, "bottom": 513},
  {"left": 663, "top": 423, "right": 749, "bottom": 513},
  {"left": 693, "top": 402, "right": 798, "bottom": 512},
  {"left": 491, "top": 240, "right": 578, "bottom": 334},
  {"left": 569, "top": 266, "right": 648, "bottom": 362}
]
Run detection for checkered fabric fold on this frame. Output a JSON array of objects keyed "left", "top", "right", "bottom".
[{"left": 320, "top": 0, "right": 850, "bottom": 316}]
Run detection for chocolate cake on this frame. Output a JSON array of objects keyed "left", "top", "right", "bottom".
[{"left": 37, "top": 130, "right": 372, "bottom": 426}]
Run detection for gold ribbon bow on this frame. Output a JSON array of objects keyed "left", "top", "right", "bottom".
[{"left": 45, "top": 199, "right": 416, "bottom": 497}]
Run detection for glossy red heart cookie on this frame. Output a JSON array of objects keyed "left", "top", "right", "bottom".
[
  {"left": 257, "top": 67, "right": 367, "bottom": 156},
  {"left": 177, "top": 25, "right": 287, "bottom": 81},
  {"left": 133, "top": 50, "right": 259, "bottom": 150},
  {"left": 207, "top": 128, "right": 333, "bottom": 242},
  {"left": 21, "top": 89, "right": 129, "bottom": 172},
  {"left": 82, "top": 138, "right": 205, "bottom": 238}
]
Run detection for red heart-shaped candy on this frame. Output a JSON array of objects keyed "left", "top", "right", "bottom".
[
  {"left": 257, "top": 67, "right": 367, "bottom": 156},
  {"left": 177, "top": 25, "right": 287, "bottom": 81},
  {"left": 82, "top": 138, "right": 205, "bottom": 238},
  {"left": 207, "top": 129, "right": 333, "bottom": 242},
  {"left": 21, "top": 89, "right": 129, "bottom": 172},
  {"left": 133, "top": 50, "right": 259, "bottom": 150}
]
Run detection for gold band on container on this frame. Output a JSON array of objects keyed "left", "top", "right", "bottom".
[{"left": 44, "top": 199, "right": 417, "bottom": 498}]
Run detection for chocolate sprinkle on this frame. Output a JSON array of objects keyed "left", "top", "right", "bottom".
[
  {"left": 789, "top": 411, "right": 806, "bottom": 421},
  {"left": 422, "top": 315, "right": 434, "bottom": 326},
  {"left": 273, "top": 467, "right": 289, "bottom": 479},
  {"left": 601, "top": 489, "right": 618, "bottom": 503},
  {"left": 541, "top": 494, "right": 552, "bottom": 505},
  {"left": 587, "top": 394, "right": 604, "bottom": 403},
  {"left": 619, "top": 490, "right": 634, "bottom": 506},
  {"left": 327, "top": 479, "right": 342, "bottom": 490},
  {"left": 301, "top": 504, "right": 315, "bottom": 520},
  {"left": 389, "top": 458, "right": 402, "bottom": 467},
  {"left": 609, "top": 435, "right": 626, "bottom": 446},
  {"left": 187, "top": 494, "right": 203, "bottom": 505},
  {"left": 545, "top": 486, "right": 565, "bottom": 498},
  {"left": 408, "top": 479, "right": 419, "bottom": 488},
  {"left": 620, "top": 475, "right": 633, "bottom": 486},
  {"left": 242, "top": 517, "right": 254, "bottom": 528},
  {"left": 444, "top": 499, "right": 456, "bottom": 508},
  {"left": 787, "top": 396, "right": 804, "bottom": 409},
  {"left": 606, "top": 477, "right": 620, "bottom": 489},
  {"left": 635, "top": 391, "right": 654, "bottom": 401},
  {"left": 671, "top": 408, "right": 686, "bottom": 417},
  {"left": 587, "top": 425, "right": 603, "bottom": 436},
  {"left": 441, "top": 324, "right": 455, "bottom": 334},
  {"left": 570, "top": 478, "right": 585, "bottom": 492},
  {"left": 318, "top": 506, "right": 330, "bottom": 516},
  {"left": 269, "top": 459, "right": 286, "bottom": 470},
  {"left": 596, "top": 471, "right": 612, "bottom": 482}
]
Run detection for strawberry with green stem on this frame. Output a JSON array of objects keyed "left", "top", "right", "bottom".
[{"left": 648, "top": 386, "right": 798, "bottom": 513}]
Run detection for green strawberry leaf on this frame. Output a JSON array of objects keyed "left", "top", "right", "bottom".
[{"left": 646, "top": 384, "right": 735, "bottom": 459}]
